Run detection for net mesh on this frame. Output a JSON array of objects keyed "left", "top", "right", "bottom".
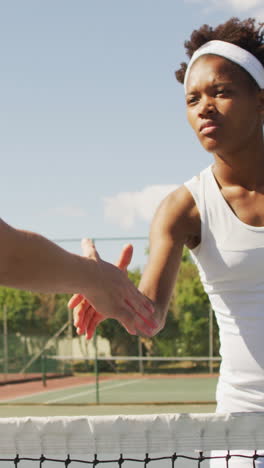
[{"left": 0, "top": 413, "right": 264, "bottom": 467}]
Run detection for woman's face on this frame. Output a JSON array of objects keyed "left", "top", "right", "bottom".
[{"left": 185, "top": 55, "right": 263, "bottom": 156}]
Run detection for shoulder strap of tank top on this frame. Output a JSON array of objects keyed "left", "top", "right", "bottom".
[
  {"left": 183, "top": 167, "right": 213, "bottom": 255},
  {"left": 184, "top": 167, "right": 210, "bottom": 224}
]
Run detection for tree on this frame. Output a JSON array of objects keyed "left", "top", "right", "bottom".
[
  {"left": 0, "top": 287, "right": 70, "bottom": 336},
  {"left": 0, "top": 287, "right": 71, "bottom": 372},
  {"left": 172, "top": 248, "right": 219, "bottom": 357}
]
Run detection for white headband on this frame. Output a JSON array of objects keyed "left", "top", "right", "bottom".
[{"left": 184, "top": 40, "right": 264, "bottom": 93}]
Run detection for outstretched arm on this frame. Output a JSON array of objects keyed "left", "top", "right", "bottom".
[
  {"left": 69, "top": 185, "right": 199, "bottom": 337},
  {"left": 0, "top": 219, "right": 155, "bottom": 335}
]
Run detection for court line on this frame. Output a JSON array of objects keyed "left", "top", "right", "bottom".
[
  {"left": 0, "top": 381, "right": 98, "bottom": 403},
  {"left": 46, "top": 378, "right": 146, "bottom": 403},
  {"left": 1, "top": 377, "right": 217, "bottom": 404},
  {"left": 0, "top": 377, "right": 176, "bottom": 404},
  {"left": 0, "top": 378, "right": 131, "bottom": 403}
]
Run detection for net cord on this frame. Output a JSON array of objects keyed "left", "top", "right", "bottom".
[{"left": 0, "top": 413, "right": 264, "bottom": 457}]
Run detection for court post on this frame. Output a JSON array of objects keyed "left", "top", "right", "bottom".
[
  {"left": 67, "top": 304, "right": 73, "bottom": 375},
  {"left": 3, "top": 305, "right": 8, "bottom": 382},
  {"left": 3, "top": 304, "right": 8, "bottom": 380},
  {"left": 93, "top": 328, "right": 100, "bottom": 404},
  {"left": 41, "top": 350, "right": 47, "bottom": 387},
  {"left": 138, "top": 337, "right": 144, "bottom": 374}
]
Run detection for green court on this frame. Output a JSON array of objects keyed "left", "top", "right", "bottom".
[{"left": 0, "top": 374, "right": 218, "bottom": 417}]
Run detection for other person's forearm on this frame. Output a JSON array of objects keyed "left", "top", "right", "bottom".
[{"left": 0, "top": 220, "right": 98, "bottom": 295}]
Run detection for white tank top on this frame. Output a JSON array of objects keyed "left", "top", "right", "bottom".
[{"left": 185, "top": 165, "right": 264, "bottom": 412}]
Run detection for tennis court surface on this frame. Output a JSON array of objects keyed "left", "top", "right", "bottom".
[
  {"left": 0, "top": 373, "right": 217, "bottom": 416},
  {"left": 0, "top": 373, "right": 217, "bottom": 405}
]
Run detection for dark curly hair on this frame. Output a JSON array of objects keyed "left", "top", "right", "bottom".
[{"left": 175, "top": 17, "right": 264, "bottom": 84}]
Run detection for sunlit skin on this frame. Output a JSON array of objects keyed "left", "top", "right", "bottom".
[
  {"left": 69, "top": 242, "right": 158, "bottom": 339},
  {"left": 69, "top": 242, "right": 135, "bottom": 339},
  {"left": 70, "top": 53, "right": 264, "bottom": 339},
  {"left": 186, "top": 55, "right": 264, "bottom": 227},
  {"left": 186, "top": 55, "right": 264, "bottom": 161}
]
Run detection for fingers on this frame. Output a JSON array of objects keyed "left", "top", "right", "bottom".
[
  {"left": 134, "top": 316, "right": 158, "bottom": 337},
  {"left": 127, "top": 288, "right": 155, "bottom": 316},
  {"left": 124, "top": 298, "right": 158, "bottom": 335},
  {"left": 68, "top": 293, "right": 85, "bottom": 309},
  {"left": 116, "top": 300, "right": 152, "bottom": 337},
  {"left": 70, "top": 293, "right": 95, "bottom": 336},
  {"left": 72, "top": 297, "right": 105, "bottom": 339},
  {"left": 116, "top": 244, "right": 133, "bottom": 271},
  {"left": 85, "top": 313, "right": 104, "bottom": 340},
  {"left": 73, "top": 300, "right": 92, "bottom": 335},
  {"left": 75, "top": 240, "right": 156, "bottom": 338},
  {"left": 81, "top": 238, "right": 100, "bottom": 261}
]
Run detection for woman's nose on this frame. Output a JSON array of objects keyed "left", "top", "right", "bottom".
[{"left": 198, "top": 98, "right": 216, "bottom": 117}]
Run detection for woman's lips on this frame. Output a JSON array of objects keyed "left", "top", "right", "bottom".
[{"left": 200, "top": 124, "right": 219, "bottom": 135}]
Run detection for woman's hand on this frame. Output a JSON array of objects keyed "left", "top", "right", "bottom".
[{"left": 68, "top": 240, "right": 157, "bottom": 338}]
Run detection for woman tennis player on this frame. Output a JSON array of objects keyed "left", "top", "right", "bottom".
[{"left": 71, "top": 17, "right": 264, "bottom": 464}]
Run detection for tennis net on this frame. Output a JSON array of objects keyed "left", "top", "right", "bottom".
[{"left": 0, "top": 412, "right": 264, "bottom": 467}]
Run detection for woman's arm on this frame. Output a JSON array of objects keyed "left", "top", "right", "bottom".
[
  {"left": 138, "top": 185, "right": 200, "bottom": 334},
  {"left": 68, "top": 185, "right": 200, "bottom": 338}
]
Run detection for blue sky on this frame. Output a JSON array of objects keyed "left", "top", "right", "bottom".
[{"left": 1, "top": 0, "right": 263, "bottom": 268}]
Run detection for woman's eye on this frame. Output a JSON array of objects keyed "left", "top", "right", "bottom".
[
  {"left": 187, "top": 96, "right": 198, "bottom": 105},
  {"left": 215, "top": 88, "right": 229, "bottom": 97}
]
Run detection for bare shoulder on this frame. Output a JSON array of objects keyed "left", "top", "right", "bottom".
[
  {"left": 0, "top": 218, "right": 11, "bottom": 236},
  {"left": 0, "top": 219, "right": 15, "bottom": 247},
  {"left": 151, "top": 184, "right": 201, "bottom": 249}
]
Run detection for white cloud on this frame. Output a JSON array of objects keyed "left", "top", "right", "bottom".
[
  {"left": 46, "top": 205, "right": 87, "bottom": 218},
  {"left": 254, "top": 8, "right": 264, "bottom": 20},
  {"left": 225, "top": 0, "right": 263, "bottom": 11},
  {"left": 104, "top": 185, "right": 178, "bottom": 230},
  {"left": 186, "top": 0, "right": 264, "bottom": 14}
]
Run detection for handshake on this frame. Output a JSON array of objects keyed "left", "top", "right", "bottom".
[{"left": 68, "top": 239, "right": 159, "bottom": 340}]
